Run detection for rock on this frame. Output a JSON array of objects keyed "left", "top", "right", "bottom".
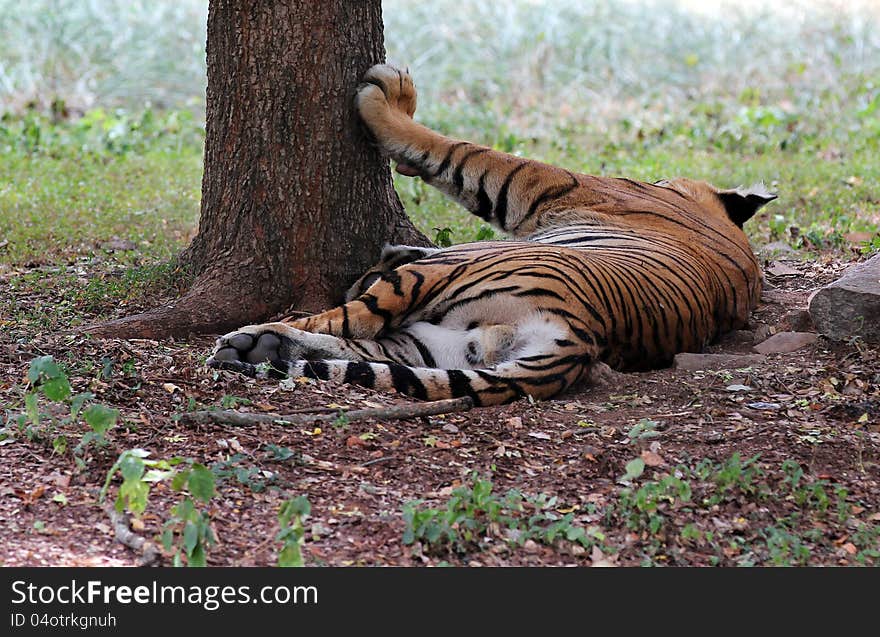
[
  {"left": 766, "top": 261, "right": 800, "bottom": 277},
  {"left": 752, "top": 331, "right": 818, "bottom": 354},
  {"left": 716, "top": 329, "right": 755, "bottom": 346},
  {"left": 673, "top": 353, "right": 765, "bottom": 371},
  {"left": 779, "top": 309, "right": 814, "bottom": 333},
  {"left": 753, "top": 324, "right": 773, "bottom": 344},
  {"left": 808, "top": 254, "right": 880, "bottom": 343}
]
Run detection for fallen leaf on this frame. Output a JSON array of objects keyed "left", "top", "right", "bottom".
[
  {"left": 528, "top": 431, "right": 551, "bottom": 440},
  {"left": 161, "top": 383, "right": 181, "bottom": 394},
  {"left": 346, "top": 436, "right": 366, "bottom": 448},
  {"left": 640, "top": 450, "right": 666, "bottom": 467},
  {"left": 17, "top": 485, "right": 46, "bottom": 505},
  {"left": 725, "top": 384, "right": 752, "bottom": 392},
  {"left": 842, "top": 542, "right": 857, "bottom": 555}
]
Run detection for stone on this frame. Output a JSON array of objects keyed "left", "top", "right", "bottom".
[
  {"left": 779, "top": 309, "right": 814, "bottom": 333},
  {"left": 715, "top": 329, "right": 756, "bottom": 346},
  {"left": 808, "top": 254, "right": 880, "bottom": 343},
  {"left": 752, "top": 331, "right": 818, "bottom": 354},
  {"left": 673, "top": 352, "right": 765, "bottom": 371},
  {"left": 753, "top": 324, "right": 773, "bottom": 344}
]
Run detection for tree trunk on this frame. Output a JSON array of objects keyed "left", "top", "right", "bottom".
[{"left": 88, "top": 0, "right": 429, "bottom": 340}]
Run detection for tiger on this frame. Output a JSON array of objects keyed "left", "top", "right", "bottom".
[{"left": 207, "top": 63, "right": 776, "bottom": 407}]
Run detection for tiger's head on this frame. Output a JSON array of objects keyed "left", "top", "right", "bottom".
[{"left": 656, "top": 177, "right": 778, "bottom": 230}]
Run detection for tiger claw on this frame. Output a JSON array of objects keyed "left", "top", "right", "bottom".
[{"left": 206, "top": 357, "right": 258, "bottom": 377}]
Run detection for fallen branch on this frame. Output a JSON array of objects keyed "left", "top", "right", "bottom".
[
  {"left": 180, "top": 396, "right": 474, "bottom": 428},
  {"left": 105, "top": 505, "right": 162, "bottom": 567}
]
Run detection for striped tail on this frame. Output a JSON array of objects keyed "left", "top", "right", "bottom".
[{"left": 211, "top": 355, "right": 591, "bottom": 407}]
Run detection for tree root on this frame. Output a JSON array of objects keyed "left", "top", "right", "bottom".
[
  {"left": 105, "top": 505, "right": 162, "bottom": 566},
  {"left": 180, "top": 396, "right": 474, "bottom": 428}
]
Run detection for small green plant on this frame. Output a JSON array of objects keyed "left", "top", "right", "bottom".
[
  {"left": 473, "top": 225, "right": 495, "bottom": 241},
  {"left": 211, "top": 453, "right": 274, "bottom": 493},
  {"left": 433, "top": 227, "right": 455, "bottom": 247},
  {"left": 626, "top": 418, "right": 660, "bottom": 444},
  {"left": 699, "top": 453, "right": 767, "bottom": 504},
  {"left": 101, "top": 448, "right": 183, "bottom": 515},
  {"left": 220, "top": 395, "right": 252, "bottom": 409},
  {"left": 264, "top": 443, "right": 297, "bottom": 461},
  {"left": 102, "top": 449, "right": 217, "bottom": 567},
  {"left": 277, "top": 496, "right": 311, "bottom": 567},
  {"left": 616, "top": 474, "right": 692, "bottom": 535},
  {"left": 331, "top": 410, "right": 350, "bottom": 429},
  {"left": 402, "top": 474, "right": 601, "bottom": 555},
  {"left": 21, "top": 356, "right": 119, "bottom": 467},
  {"left": 762, "top": 525, "right": 812, "bottom": 566}
]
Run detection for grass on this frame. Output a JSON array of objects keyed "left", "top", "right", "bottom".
[{"left": 401, "top": 460, "right": 877, "bottom": 566}]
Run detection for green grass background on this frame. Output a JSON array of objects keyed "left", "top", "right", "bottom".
[{"left": 1, "top": 0, "right": 878, "bottom": 273}]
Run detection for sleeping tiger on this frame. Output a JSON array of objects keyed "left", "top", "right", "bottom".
[{"left": 208, "top": 63, "right": 775, "bottom": 406}]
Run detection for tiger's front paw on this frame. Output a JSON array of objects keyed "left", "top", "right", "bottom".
[
  {"left": 207, "top": 323, "right": 352, "bottom": 376},
  {"left": 356, "top": 64, "right": 417, "bottom": 132},
  {"left": 209, "top": 328, "right": 290, "bottom": 367}
]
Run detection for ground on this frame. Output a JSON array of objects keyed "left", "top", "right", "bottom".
[
  {"left": 1, "top": 0, "right": 878, "bottom": 568},
  {"left": 2, "top": 255, "right": 878, "bottom": 567}
]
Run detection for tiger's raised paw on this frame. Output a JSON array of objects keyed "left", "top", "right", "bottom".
[{"left": 356, "top": 64, "right": 417, "bottom": 129}]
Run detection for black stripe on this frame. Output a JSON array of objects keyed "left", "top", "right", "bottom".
[
  {"left": 359, "top": 294, "right": 393, "bottom": 326},
  {"left": 343, "top": 361, "right": 376, "bottom": 386},
  {"left": 475, "top": 172, "right": 493, "bottom": 220},
  {"left": 302, "top": 361, "right": 330, "bottom": 381},
  {"left": 513, "top": 173, "right": 579, "bottom": 231},
  {"left": 341, "top": 304, "right": 351, "bottom": 338},
  {"left": 430, "top": 141, "right": 467, "bottom": 179},
  {"left": 452, "top": 148, "right": 489, "bottom": 194},
  {"left": 410, "top": 335, "right": 437, "bottom": 368},
  {"left": 388, "top": 364, "right": 428, "bottom": 400},
  {"left": 494, "top": 162, "right": 527, "bottom": 229},
  {"left": 446, "top": 369, "right": 482, "bottom": 406}
]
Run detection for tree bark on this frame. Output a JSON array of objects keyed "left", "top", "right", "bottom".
[{"left": 88, "top": 0, "right": 429, "bottom": 340}]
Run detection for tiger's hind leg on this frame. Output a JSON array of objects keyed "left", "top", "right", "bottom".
[
  {"left": 357, "top": 64, "right": 582, "bottom": 237},
  {"left": 344, "top": 244, "right": 440, "bottom": 302}
]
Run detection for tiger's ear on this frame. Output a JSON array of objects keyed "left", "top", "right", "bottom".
[{"left": 717, "top": 184, "right": 778, "bottom": 228}]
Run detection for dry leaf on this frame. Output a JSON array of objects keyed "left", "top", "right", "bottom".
[
  {"left": 346, "top": 435, "right": 366, "bottom": 448},
  {"left": 640, "top": 450, "right": 666, "bottom": 467}
]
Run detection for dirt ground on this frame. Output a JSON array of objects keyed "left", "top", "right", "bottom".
[{"left": 1, "top": 256, "right": 878, "bottom": 566}]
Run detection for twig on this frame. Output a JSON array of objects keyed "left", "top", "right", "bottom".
[
  {"left": 180, "top": 396, "right": 474, "bottom": 428},
  {"left": 361, "top": 456, "right": 395, "bottom": 467},
  {"left": 105, "top": 505, "right": 162, "bottom": 566}
]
